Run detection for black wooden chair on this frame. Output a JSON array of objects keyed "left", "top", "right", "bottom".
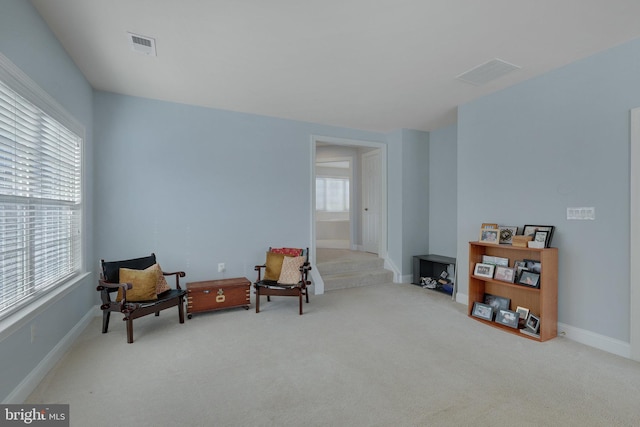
[
  {"left": 254, "top": 247, "right": 311, "bottom": 315},
  {"left": 97, "top": 253, "right": 186, "bottom": 343}
]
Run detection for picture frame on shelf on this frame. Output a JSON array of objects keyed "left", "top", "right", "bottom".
[
  {"left": 495, "top": 309, "right": 519, "bottom": 328},
  {"left": 498, "top": 226, "right": 518, "bottom": 244},
  {"left": 523, "top": 259, "right": 541, "bottom": 274},
  {"left": 471, "top": 302, "right": 494, "bottom": 321},
  {"left": 482, "top": 255, "right": 509, "bottom": 267},
  {"left": 481, "top": 223, "right": 498, "bottom": 230},
  {"left": 473, "top": 263, "right": 495, "bottom": 279},
  {"left": 524, "top": 314, "right": 540, "bottom": 334},
  {"left": 518, "top": 270, "right": 540, "bottom": 288},
  {"left": 515, "top": 306, "right": 530, "bottom": 320},
  {"left": 494, "top": 266, "right": 516, "bottom": 283},
  {"left": 534, "top": 230, "right": 548, "bottom": 245},
  {"left": 484, "top": 293, "right": 510, "bottom": 311},
  {"left": 479, "top": 228, "right": 500, "bottom": 244},
  {"left": 522, "top": 225, "right": 555, "bottom": 247}
]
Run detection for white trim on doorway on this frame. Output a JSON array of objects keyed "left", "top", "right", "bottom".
[
  {"left": 629, "top": 107, "right": 640, "bottom": 361},
  {"left": 310, "top": 135, "right": 388, "bottom": 295}
]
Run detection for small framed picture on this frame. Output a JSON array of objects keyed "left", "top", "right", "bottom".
[
  {"left": 494, "top": 266, "right": 516, "bottom": 283},
  {"left": 523, "top": 259, "right": 541, "bottom": 274},
  {"left": 533, "top": 230, "right": 548, "bottom": 244},
  {"left": 498, "top": 226, "right": 518, "bottom": 244},
  {"left": 518, "top": 270, "right": 540, "bottom": 288},
  {"left": 471, "top": 302, "right": 494, "bottom": 321},
  {"left": 495, "top": 309, "right": 520, "bottom": 328},
  {"left": 481, "top": 223, "right": 498, "bottom": 230},
  {"left": 484, "top": 293, "right": 510, "bottom": 311},
  {"left": 473, "top": 263, "right": 495, "bottom": 278},
  {"left": 515, "top": 306, "right": 530, "bottom": 320},
  {"left": 525, "top": 314, "right": 540, "bottom": 334},
  {"left": 522, "top": 225, "right": 555, "bottom": 247},
  {"left": 479, "top": 228, "right": 499, "bottom": 244}
]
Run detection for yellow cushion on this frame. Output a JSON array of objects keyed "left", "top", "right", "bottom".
[
  {"left": 116, "top": 268, "right": 159, "bottom": 302},
  {"left": 264, "top": 251, "right": 286, "bottom": 281},
  {"left": 278, "top": 255, "right": 306, "bottom": 285}
]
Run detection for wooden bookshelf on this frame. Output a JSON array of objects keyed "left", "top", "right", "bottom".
[{"left": 468, "top": 241, "right": 558, "bottom": 341}]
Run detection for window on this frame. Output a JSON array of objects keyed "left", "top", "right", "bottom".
[
  {"left": 316, "top": 177, "right": 349, "bottom": 212},
  {"left": 0, "top": 61, "right": 83, "bottom": 319}
]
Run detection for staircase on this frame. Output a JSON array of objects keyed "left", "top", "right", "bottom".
[{"left": 316, "top": 248, "right": 393, "bottom": 291}]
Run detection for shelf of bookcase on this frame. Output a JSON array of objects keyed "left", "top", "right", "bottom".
[{"left": 468, "top": 241, "right": 558, "bottom": 342}]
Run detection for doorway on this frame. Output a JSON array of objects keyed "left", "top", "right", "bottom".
[{"left": 310, "top": 135, "right": 387, "bottom": 294}]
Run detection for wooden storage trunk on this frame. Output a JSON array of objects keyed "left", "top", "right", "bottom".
[{"left": 186, "top": 277, "right": 250, "bottom": 318}]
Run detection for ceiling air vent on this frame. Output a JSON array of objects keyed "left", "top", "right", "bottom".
[
  {"left": 456, "top": 58, "right": 520, "bottom": 86},
  {"left": 127, "top": 32, "right": 157, "bottom": 56}
]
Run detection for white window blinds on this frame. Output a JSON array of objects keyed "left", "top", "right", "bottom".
[{"left": 0, "top": 78, "right": 82, "bottom": 318}]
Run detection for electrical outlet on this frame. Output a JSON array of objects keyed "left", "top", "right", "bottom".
[{"left": 218, "top": 263, "right": 225, "bottom": 273}]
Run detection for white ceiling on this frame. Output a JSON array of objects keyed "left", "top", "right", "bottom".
[{"left": 30, "top": 0, "right": 640, "bottom": 133}]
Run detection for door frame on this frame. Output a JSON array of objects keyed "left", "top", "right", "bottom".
[
  {"left": 630, "top": 107, "right": 640, "bottom": 361},
  {"left": 310, "top": 135, "right": 387, "bottom": 295}
]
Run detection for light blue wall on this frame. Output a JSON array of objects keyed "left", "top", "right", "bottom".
[
  {"left": 429, "top": 124, "right": 457, "bottom": 258},
  {"left": 386, "top": 129, "right": 430, "bottom": 276},
  {"left": 93, "top": 92, "right": 390, "bottom": 282},
  {"left": 457, "top": 37, "right": 640, "bottom": 342},
  {"left": 0, "top": 0, "right": 94, "bottom": 402}
]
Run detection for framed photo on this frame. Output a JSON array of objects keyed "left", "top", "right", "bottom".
[
  {"left": 471, "top": 302, "right": 494, "bottom": 321},
  {"left": 473, "top": 263, "right": 495, "bottom": 278},
  {"left": 498, "top": 226, "right": 518, "bottom": 244},
  {"left": 495, "top": 309, "right": 519, "bottom": 328},
  {"left": 482, "top": 255, "right": 509, "bottom": 266},
  {"left": 484, "top": 293, "right": 510, "bottom": 311},
  {"left": 479, "top": 228, "right": 499, "bottom": 244},
  {"left": 518, "top": 270, "right": 540, "bottom": 288},
  {"left": 515, "top": 306, "right": 530, "bottom": 320},
  {"left": 523, "top": 259, "right": 541, "bottom": 274},
  {"left": 522, "top": 225, "right": 555, "bottom": 247},
  {"left": 494, "top": 266, "right": 516, "bottom": 283},
  {"left": 481, "top": 223, "right": 498, "bottom": 230},
  {"left": 525, "top": 314, "right": 540, "bottom": 334}
]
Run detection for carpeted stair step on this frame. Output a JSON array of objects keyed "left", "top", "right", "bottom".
[
  {"left": 316, "top": 256, "right": 384, "bottom": 276},
  {"left": 322, "top": 268, "right": 394, "bottom": 291}
]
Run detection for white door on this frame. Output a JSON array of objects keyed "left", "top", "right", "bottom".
[{"left": 362, "top": 150, "right": 381, "bottom": 254}]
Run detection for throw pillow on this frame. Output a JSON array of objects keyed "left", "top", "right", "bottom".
[
  {"left": 270, "top": 247, "right": 303, "bottom": 256},
  {"left": 149, "top": 263, "right": 171, "bottom": 294},
  {"left": 278, "top": 255, "right": 306, "bottom": 285},
  {"left": 264, "top": 251, "right": 286, "bottom": 281},
  {"left": 116, "top": 268, "right": 159, "bottom": 302}
]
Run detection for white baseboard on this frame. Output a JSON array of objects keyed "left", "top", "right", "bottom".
[
  {"left": 558, "top": 322, "right": 631, "bottom": 359},
  {"left": 4, "top": 307, "right": 95, "bottom": 404},
  {"left": 455, "top": 292, "right": 468, "bottom": 306}
]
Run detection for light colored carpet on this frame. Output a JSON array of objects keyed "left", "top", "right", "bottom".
[{"left": 27, "top": 283, "right": 640, "bottom": 427}]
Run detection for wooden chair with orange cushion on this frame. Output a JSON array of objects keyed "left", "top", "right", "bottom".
[
  {"left": 254, "top": 247, "right": 312, "bottom": 315},
  {"left": 97, "top": 253, "right": 187, "bottom": 343}
]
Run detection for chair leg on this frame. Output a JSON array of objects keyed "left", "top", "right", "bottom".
[
  {"left": 299, "top": 291, "right": 303, "bottom": 315},
  {"left": 178, "top": 296, "right": 185, "bottom": 323},
  {"left": 255, "top": 286, "right": 261, "bottom": 313},
  {"left": 305, "top": 288, "right": 310, "bottom": 303},
  {"left": 102, "top": 311, "right": 111, "bottom": 333},
  {"left": 126, "top": 318, "right": 134, "bottom": 344}
]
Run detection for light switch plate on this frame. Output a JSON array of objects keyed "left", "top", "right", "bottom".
[{"left": 567, "top": 207, "right": 595, "bottom": 220}]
